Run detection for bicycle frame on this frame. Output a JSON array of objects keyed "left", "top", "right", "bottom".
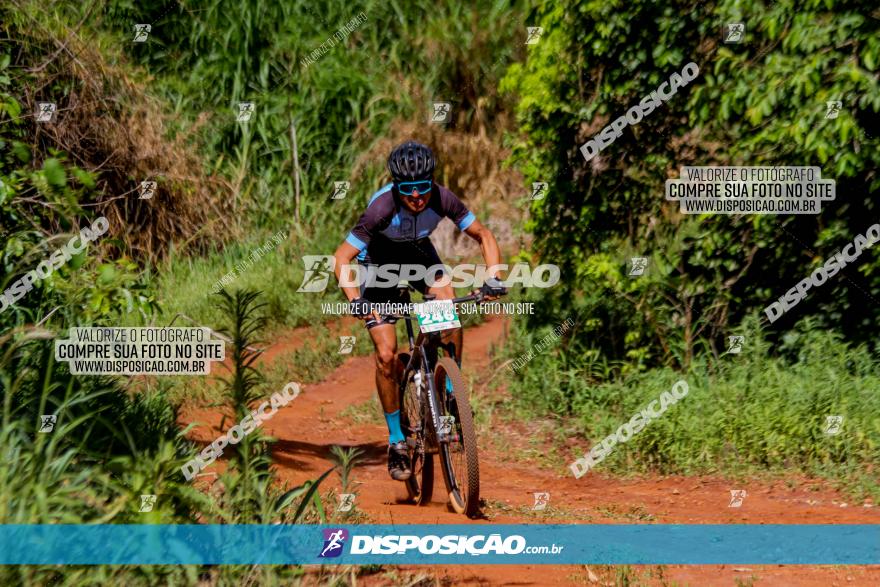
[
  {"left": 395, "top": 287, "right": 479, "bottom": 445},
  {"left": 389, "top": 284, "right": 498, "bottom": 516}
]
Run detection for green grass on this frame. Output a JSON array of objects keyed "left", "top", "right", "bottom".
[
  {"left": 2, "top": 0, "right": 524, "bottom": 583},
  {"left": 262, "top": 323, "right": 373, "bottom": 387},
  {"left": 482, "top": 498, "right": 595, "bottom": 522},
  {"left": 152, "top": 227, "right": 497, "bottom": 351},
  {"left": 155, "top": 321, "right": 374, "bottom": 409},
  {"left": 583, "top": 565, "right": 677, "bottom": 587},
  {"left": 339, "top": 396, "right": 383, "bottom": 426},
  {"left": 153, "top": 228, "right": 343, "bottom": 334},
  {"left": 0, "top": 298, "right": 330, "bottom": 586},
  {"left": 504, "top": 317, "right": 880, "bottom": 500},
  {"left": 594, "top": 504, "right": 656, "bottom": 522}
]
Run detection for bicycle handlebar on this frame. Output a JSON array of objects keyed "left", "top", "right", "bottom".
[{"left": 451, "top": 292, "right": 485, "bottom": 304}]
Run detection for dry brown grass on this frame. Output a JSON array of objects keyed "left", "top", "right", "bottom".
[
  {"left": 353, "top": 118, "right": 530, "bottom": 259},
  {"left": 14, "top": 4, "right": 235, "bottom": 261}
]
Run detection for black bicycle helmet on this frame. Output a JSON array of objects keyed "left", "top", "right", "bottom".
[{"left": 387, "top": 141, "right": 436, "bottom": 182}]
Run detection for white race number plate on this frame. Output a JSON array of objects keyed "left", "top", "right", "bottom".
[{"left": 415, "top": 300, "right": 461, "bottom": 333}]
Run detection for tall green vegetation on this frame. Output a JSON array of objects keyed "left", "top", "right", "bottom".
[
  {"left": 1, "top": 0, "right": 527, "bottom": 581},
  {"left": 7, "top": 0, "right": 877, "bottom": 578},
  {"left": 0, "top": 286, "right": 331, "bottom": 584},
  {"left": 97, "top": 0, "right": 528, "bottom": 328},
  {"left": 498, "top": 0, "right": 879, "bottom": 490},
  {"left": 503, "top": 0, "right": 880, "bottom": 368},
  {"left": 503, "top": 315, "right": 880, "bottom": 498},
  {"left": 100, "top": 0, "right": 526, "bottom": 234}
]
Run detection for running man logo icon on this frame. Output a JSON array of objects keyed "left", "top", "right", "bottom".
[
  {"left": 133, "top": 24, "right": 151, "bottom": 42},
  {"left": 824, "top": 415, "right": 843, "bottom": 435},
  {"left": 297, "top": 255, "right": 335, "bottom": 292},
  {"left": 338, "top": 493, "right": 355, "bottom": 512},
  {"left": 439, "top": 415, "right": 455, "bottom": 436},
  {"left": 36, "top": 102, "right": 56, "bottom": 123},
  {"left": 525, "top": 27, "right": 544, "bottom": 45},
  {"left": 139, "top": 180, "right": 157, "bottom": 200},
  {"left": 727, "top": 335, "right": 744, "bottom": 354},
  {"left": 237, "top": 102, "right": 255, "bottom": 122},
  {"left": 825, "top": 101, "right": 842, "bottom": 119},
  {"left": 39, "top": 415, "right": 57, "bottom": 433},
  {"left": 319, "top": 528, "right": 349, "bottom": 558},
  {"left": 338, "top": 336, "right": 356, "bottom": 354},
  {"left": 139, "top": 494, "right": 157, "bottom": 512},
  {"left": 628, "top": 257, "right": 648, "bottom": 277},
  {"left": 332, "top": 181, "right": 350, "bottom": 200},
  {"left": 431, "top": 102, "right": 451, "bottom": 123},
  {"left": 531, "top": 182, "right": 548, "bottom": 201},
  {"left": 728, "top": 489, "right": 747, "bottom": 508},
  {"left": 533, "top": 492, "right": 550, "bottom": 510},
  {"left": 724, "top": 23, "right": 744, "bottom": 43}
]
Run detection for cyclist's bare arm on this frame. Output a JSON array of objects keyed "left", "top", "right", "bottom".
[
  {"left": 463, "top": 220, "right": 505, "bottom": 300},
  {"left": 464, "top": 220, "right": 502, "bottom": 274},
  {"left": 333, "top": 241, "right": 382, "bottom": 322},
  {"left": 333, "top": 242, "right": 362, "bottom": 303}
]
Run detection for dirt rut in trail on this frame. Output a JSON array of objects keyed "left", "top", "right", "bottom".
[{"left": 182, "top": 317, "right": 880, "bottom": 586}]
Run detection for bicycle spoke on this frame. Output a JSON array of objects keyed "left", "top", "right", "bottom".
[{"left": 401, "top": 360, "right": 433, "bottom": 505}]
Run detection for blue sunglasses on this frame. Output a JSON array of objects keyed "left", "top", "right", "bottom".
[{"left": 396, "top": 180, "right": 432, "bottom": 196}]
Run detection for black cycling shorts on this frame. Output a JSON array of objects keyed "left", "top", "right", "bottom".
[{"left": 359, "top": 236, "right": 447, "bottom": 329}]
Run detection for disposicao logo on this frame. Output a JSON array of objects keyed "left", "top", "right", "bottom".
[{"left": 319, "top": 528, "right": 349, "bottom": 558}]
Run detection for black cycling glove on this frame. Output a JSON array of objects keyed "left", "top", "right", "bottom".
[
  {"left": 480, "top": 276, "right": 507, "bottom": 297},
  {"left": 349, "top": 297, "right": 373, "bottom": 318}
]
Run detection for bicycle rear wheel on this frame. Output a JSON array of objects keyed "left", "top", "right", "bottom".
[
  {"left": 399, "top": 353, "right": 433, "bottom": 505},
  {"left": 433, "top": 357, "right": 480, "bottom": 517}
]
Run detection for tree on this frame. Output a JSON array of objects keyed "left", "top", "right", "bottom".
[{"left": 502, "top": 0, "right": 880, "bottom": 368}]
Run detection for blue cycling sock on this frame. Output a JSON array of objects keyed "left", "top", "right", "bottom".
[{"left": 384, "top": 410, "right": 405, "bottom": 444}]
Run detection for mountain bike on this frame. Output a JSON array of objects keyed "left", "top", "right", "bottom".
[{"left": 389, "top": 283, "right": 499, "bottom": 518}]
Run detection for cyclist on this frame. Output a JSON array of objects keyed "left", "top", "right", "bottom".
[{"left": 332, "top": 141, "right": 506, "bottom": 481}]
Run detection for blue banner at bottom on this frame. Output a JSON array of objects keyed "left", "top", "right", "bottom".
[{"left": 0, "top": 524, "right": 877, "bottom": 565}]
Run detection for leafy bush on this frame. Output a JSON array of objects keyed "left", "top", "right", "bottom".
[
  {"left": 502, "top": 0, "right": 880, "bottom": 367},
  {"left": 505, "top": 314, "right": 880, "bottom": 498}
]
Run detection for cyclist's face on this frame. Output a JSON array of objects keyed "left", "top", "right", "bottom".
[
  {"left": 401, "top": 191, "right": 428, "bottom": 212},
  {"left": 398, "top": 183, "right": 431, "bottom": 213}
]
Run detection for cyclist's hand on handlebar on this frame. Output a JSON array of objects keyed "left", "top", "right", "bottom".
[
  {"left": 349, "top": 297, "right": 373, "bottom": 319},
  {"left": 478, "top": 276, "right": 507, "bottom": 301}
]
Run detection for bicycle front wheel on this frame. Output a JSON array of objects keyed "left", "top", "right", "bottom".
[
  {"left": 400, "top": 354, "right": 433, "bottom": 505},
  {"left": 433, "top": 357, "right": 480, "bottom": 517}
]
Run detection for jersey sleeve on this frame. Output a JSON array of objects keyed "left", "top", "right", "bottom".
[
  {"left": 439, "top": 186, "right": 476, "bottom": 231},
  {"left": 345, "top": 192, "right": 394, "bottom": 251}
]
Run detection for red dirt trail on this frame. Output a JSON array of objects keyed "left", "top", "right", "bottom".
[{"left": 180, "top": 317, "right": 879, "bottom": 586}]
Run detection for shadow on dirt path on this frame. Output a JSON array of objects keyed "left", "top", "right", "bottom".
[{"left": 181, "top": 316, "right": 880, "bottom": 586}]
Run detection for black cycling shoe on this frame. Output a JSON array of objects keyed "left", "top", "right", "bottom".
[{"left": 387, "top": 441, "right": 412, "bottom": 481}]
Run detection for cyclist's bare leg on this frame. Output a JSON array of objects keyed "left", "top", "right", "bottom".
[
  {"left": 427, "top": 283, "right": 462, "bottom": 363},
  {"left": 368, "top": 322, "right": 401, "bottom": 413},
  {"left": 370, "top": 320, "right": 411, "bottom": 480}
]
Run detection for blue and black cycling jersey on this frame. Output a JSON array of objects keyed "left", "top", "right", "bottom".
[{"left": 345, "top": 182, "right": 476, "bottom": 263}]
